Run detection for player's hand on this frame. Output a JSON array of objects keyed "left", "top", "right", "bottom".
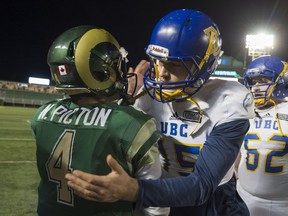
[
  {"left": 65, "top": 154, "right": 139, "bottom": 202},
  {"left": 127, "top": 60, "right": 150, "bottom": 95}
]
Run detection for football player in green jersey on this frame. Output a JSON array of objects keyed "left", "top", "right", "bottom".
[
  {"left": 65, "top": 10, "right": 254, "bottom": 216},
  {"left": 31, "top": 25, "right": 169, "bottom": 216}
]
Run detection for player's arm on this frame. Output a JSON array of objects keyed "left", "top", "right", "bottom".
[
  {"left": 133, "top": 155, "right": 170, "bottom": 216},
  {"left": 135, "top": 119, "right": 250, "bottom": 208},
  {"left": 66, "top": 119, "right": 249, "bottom": 208}
]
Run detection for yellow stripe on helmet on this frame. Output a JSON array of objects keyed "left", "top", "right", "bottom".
[
  {"left": 199, "top": 26, "right": 221, "bottom": 70},
  {"left": 75, "top": 28, "right": 120, "bottom": 90}
]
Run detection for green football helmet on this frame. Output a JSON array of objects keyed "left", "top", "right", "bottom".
[{"left": 47, "top": 25, "right": 129, "bottom": 96}]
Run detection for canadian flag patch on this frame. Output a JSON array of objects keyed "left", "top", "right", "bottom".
[{"left": 57, "top": 65, "right": 69, "bottom": 75}]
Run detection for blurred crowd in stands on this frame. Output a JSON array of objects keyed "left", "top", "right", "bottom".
[{"left": 0, "top": 80, "right": 58, "bottom": 94}]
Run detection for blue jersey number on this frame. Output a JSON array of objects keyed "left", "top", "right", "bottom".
[
  {"left": 243, "top": 133, "right": 288, "bottom": 173},
  {"left": 158, "top": 139, "right": 202, "bottom": 176}
]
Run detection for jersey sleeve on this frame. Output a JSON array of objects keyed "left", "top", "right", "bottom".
[
  {"left": 215, "top": 80, "right": 255, "bottom": 125},
  {"left": 128, "top": 110, "right": 170, "bottom": 215},
  {"left": 133, "top": 86, "right": 153, "bottom": 114}
]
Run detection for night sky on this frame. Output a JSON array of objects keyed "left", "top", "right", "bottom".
[{"left": 2, "top": 0, "right": 288, "bottom": 83}]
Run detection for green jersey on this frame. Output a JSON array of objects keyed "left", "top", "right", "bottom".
[{"left": 31, "top": 98, "right": 160, "bottom": 216}]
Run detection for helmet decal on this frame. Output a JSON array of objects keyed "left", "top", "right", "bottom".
[
  {"left": 56, "top": 65, "right": 70, "bottom": 76},
  {"left": 47, "top": 25, "right": 129, "bottom": 97},
  {"left": 204, "top": 26, "right": 221, "bottom": 57},
  {"left": 146, "top": 45, "right": 169, "bottom": 58},
  {"left": 199, "top": 26, "right": 221, "bottom": 69},
  {"left": 75, "top": 28, "right": 119, "bottom": 91}
]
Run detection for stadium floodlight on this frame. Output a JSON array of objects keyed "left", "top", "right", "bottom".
[
  {"left": 245, "top": 34, "right": 274, "bottom": 60},
  {"left": 28, "top": 77, "right": 50, "bottom": 85}
]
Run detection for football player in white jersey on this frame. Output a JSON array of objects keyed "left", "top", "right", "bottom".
[
  {"left": 65, "top": 9, "right": 255, "bottom": 216},
  {"left": 236, "top": 55, "right": 288, "bottom": 216}
]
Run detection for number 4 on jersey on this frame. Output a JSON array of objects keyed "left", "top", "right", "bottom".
[{"left": 46, "top": 129, "right": 75, "bottom": 206}]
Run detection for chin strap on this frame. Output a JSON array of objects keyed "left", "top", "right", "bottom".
[
  {"left": 155, "top": 89, "right": 188, "bottom": 101},
  {"left": 269, "top": 99, "right": 284, "bottom": 136},
  {"left": 127, "top": 87, "right": 151, "bottom": 104}
]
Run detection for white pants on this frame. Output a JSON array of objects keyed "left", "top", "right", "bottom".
[{"left": 237, "top": 182, "right": 288, "bottom": 216}]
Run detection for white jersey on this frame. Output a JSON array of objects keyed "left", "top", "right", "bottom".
[
  {"left": 135, "top": 79, "right": 254, "bottom": 185},
  {"left": 237, "top": 101, "right": 288, "bottom": 215}
]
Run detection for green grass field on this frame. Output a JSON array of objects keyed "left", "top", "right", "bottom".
[{"left": 0, "top": 106, "right": 39, "bottom": 216}]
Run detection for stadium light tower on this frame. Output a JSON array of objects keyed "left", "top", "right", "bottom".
[{"left": 245, "top": 34, "right": 274, "bottom": 61}]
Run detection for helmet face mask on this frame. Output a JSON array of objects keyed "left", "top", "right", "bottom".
[
  {"left": 144, "top": 9, "right": 222, "bottom": 103},
  {"left": 47, "top": 25, "right": 129, "bottom": 97},
  {"left": 144, "top": 58, "right": 201, "bottom": 102},
  {"left": 244, "top": 55, "right": 288, "bottom": 107},
  {"left": 247, "top": 78, "right": 273, "bottom": 107}
]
